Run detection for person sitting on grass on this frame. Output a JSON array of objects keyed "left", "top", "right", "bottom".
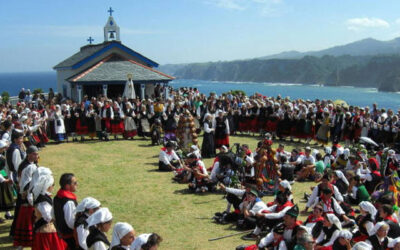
[
  {"left": 242, "top": 192, "right": 294, "bottom": 240},
  {"left": 378, "top": 204, "right": 400, "bottom": 239},
  {"left": 237, "top": 205, "right": 302, "bottom": 250},
  {"left": 331, "top": 230, "right": 352, "bottom": 250},
  {"left": 185, "top": 153, "right": 209, "bottom": 193},
  {"left": 303, "top": 204, "right": 324, "bottom": 239},
  {"left": 347, "top": 175, "right": 370, "bottom": 205},
  {"left": 158, "top": 141, "right": 182, "bottom": 171},
  {"left": 365, "top": 222, "right": 392, "bottom": 249},
  {"left": 110, "top": 222, "right": 136, "bottom": 250},
  {"left": 303, "top": 173, "right": 344, "bottom": 213},
  {"left": 353, "top": 201, "right": 377, "bottom": 242},
  {"left": 293, "top": 147, "right": 315, "bottom": 181},
  {"left": 86, "top": 207, "right": 113, "bottom": 250},
  {"left": 314, "top": 213, "right": 342, "bottom": 249}
]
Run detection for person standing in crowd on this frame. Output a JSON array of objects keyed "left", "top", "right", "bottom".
[
  {"left": 110, "top": 222, "right": 135, "bottom": 250},
  {"left": 86, "top": 207, "right": 113, "bottom": 250},
  {"left": 201, "top": 113, "right": 215, "bottom": 158},
  {"left": 53, "top": 173, "right": 78, "bottom": 249},
  {"left": 215, "top": 110, "right": 230, "bottom": 149},
  {"left": 74, "top": 197, "right": 102, "bottom": 250},
  {"left": 0, "top": 140, "right": 14, "bottom": 222},
  {"left": 32, "top": 171, "right": 66, "bottom": 250}
]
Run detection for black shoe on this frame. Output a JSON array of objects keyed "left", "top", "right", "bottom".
[
  {"left": 241, "top": 233, "right": 258, "bottom": 241},
  {"left": 4, "top": 214, "right": 13, "bottom": 220},
  {"left": 214, "top": 212, "right": 223, "bottom": 217}
]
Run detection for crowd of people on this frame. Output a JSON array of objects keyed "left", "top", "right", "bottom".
[
  {"left": 0, "top": 85, "right": 400, "bottom": 249},
  {"left": 0, "top": 140, "right": 162, "bottom": 249}
]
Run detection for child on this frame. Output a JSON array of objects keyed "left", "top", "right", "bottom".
[
  {"left": 110, "top": 222, "right": 136, "bottom": 250},
  {"left": 86, "top": 207, "right": 113, "bottom": 250},
  {"left": 32, "top": 172, "right": 66, "bottom": 250}
]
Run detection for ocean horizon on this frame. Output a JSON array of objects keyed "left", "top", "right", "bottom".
[{"left": 0, "top": 72, "right": 399, "bottom": 110}]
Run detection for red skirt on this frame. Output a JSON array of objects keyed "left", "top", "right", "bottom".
[
  {"left": 216, "top": 136, "right": 229, "bottom": 147},
  {"left": 266, "top": 120, "right": 278, "bottom": 132},
  {"left": 111, "top": 121, "right": 124, "bottom": 134},
  {"left": 13, "top": 205, "right": 34, "bottom": 247},
  {"left": 124, "top": 130, "right": 137, "bottom": 138},
  {"left": 352, "top": 234, "right": 368, "bottom": 242},
  {"left": 33, "top": 231, "right": 67, "bottom": 250},
  {"left": 103, "top": 118, "right": 111, "bottom": 132},
  {"left": 75, "top": 120, "right": 88, "bottom": 135},
  {"left": 250, "top": 118, "right": 258, "bottom": 132},
  {"left": 238, "top": 121, "right": 247, "bottom": 132}
]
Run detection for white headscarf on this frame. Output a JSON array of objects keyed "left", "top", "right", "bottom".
[
  {"left": 388, "top": 237, "right": 400, "bottom": 248},
  {"left": 32, "top": 174, "right": 54, "bottom": 200},
  {"left": 359, "top": 201, "right": 377, "bottom": 220},
  {"left": 75, "top": 197, "right": 101, "bottom": 213},
  {"left": 29, "top": 167, "right": 53, "bottom": 193},
  {"left": 326, "top": 213, "right": 342, "bottom": 230},
  {"left": 110, "top": 222, "right": 134, "bottom": 247},
  {"left": 87, "top": 207, "right": 113, "bottom": 227},
  {"left": 324, "top": 147, "right": 332, "bottom": 154},
  {"left": 352, "top": 242, "right": 372, "bottom": 250},
  {"left": 335, "top": 170, "right": 349, "bottom": 186},
  {"left": 371, "top": 221, "right": 389, "bottom": 235},
  {"left": 279, "top": 180, "right": 292, "bottom": 191},
  {"left": 339, "top": 230, "right": 352, "bottom": 240}
]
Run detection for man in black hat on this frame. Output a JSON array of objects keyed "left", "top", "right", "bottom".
[{"left": 158, "top": 141, "right": 182, "bottom": 171}]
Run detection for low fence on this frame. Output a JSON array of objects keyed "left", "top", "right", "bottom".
[{"left": 8, "top": 93, "right": 49, "bottom": 106}]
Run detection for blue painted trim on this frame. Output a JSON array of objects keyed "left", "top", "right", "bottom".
[{"left": 71, "top": 43, "right": 158, "bottom": 69}]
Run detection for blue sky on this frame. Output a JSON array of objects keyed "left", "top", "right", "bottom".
[{"left": 1, "top": 0, "right": 400, "bottom": 72}]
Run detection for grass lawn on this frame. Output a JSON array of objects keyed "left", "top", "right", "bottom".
[{"left": 0, "top": 135, "right": 315, "bottom": 250}]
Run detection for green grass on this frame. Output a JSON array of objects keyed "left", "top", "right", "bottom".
[{"left": 0, "top": 135, "right": 315, "bottom": 250}]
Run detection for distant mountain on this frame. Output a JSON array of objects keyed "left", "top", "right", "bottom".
[
  {"left": 160, "top": 37, "right": 400, "bottom": 92},
  {"left": 258, "top": 37, "right": 400, "bottom": 59}
]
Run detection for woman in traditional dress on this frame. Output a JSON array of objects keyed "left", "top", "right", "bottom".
[
  {"left": 162, "top": 105, "right": 178, "bottom": 142},
  {"left": 137, "top": 105, "right": 151, "bottom": 138},
  {"left": 110, "top": 102, "right": 125, "bottom": 139},
  {"left": 214, "top": 110, "right": 230, "bottom": 149},
  {"left": 51, "top": 105, "right": 66, "bottom": 143},
  {"left": 123, "top": 102, "right": 137, "bottom": 139},
  {"left": 86, "top": 104, "right": 97, "bottom": 140},
  {"left": 315, "top": 213, "right": 342, "bottom": 249},
  {"left": 110, "top": 222, "right": 136, "bottom": 250},
  {"left": 86, "top": 207, "right": 113, "bottom": 250},
  {"left": 32, "top": 172, "right": 66, "bottom": 250},
  {"left": 201, "top": 113, "right": 215, "bottom": 158},
  {"left": 353, "top": 201, "right": 376, "bottom": 242},
  {"left": 101, "top": 100, "right": 114, "bottom": 136},
  {"left": 74, "top": 197, "right": 101, "bottom": 250},
  {"left": 316, "top": 110, "right": 330, "bottom": 146},
  {"left": 75, "top": 103, "right": 88, "bottom": 141},
  {"left": 365, "top": 222, "right": 390, "bottom": 249},
  {"left": 0, "top": 140, "right": 14, "bottom": 222},
  {"left": 61, "top": 104, "right": 73, "bottom": 141}
]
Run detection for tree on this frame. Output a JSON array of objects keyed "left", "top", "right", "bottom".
[
  {"left": 33, "top": 88, "right": 43, "bottom": 95},
  {"left": 1, "top": 91, "right": 9, "bottom": 104}
]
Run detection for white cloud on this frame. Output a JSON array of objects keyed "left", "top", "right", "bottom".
[
  {"left": 204, "top": 0, "right": 284, "bottom": 16},
  {"left": 395, "top": 18, "right": 400, "bottom": 25},
  {"left": 204, "top": 0, "right": 246, "bottom": 10},
  {"left": 346, "top": 17, "right": 390, "bottom": 31}
]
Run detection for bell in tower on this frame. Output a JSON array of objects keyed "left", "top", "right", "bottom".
[{"left": 104, "top": 7, "right": 120, "bottom": 42}]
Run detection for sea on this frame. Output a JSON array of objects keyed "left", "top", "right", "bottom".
[{"left": 1, "top": 72, "right": 400, "bottom": 110}]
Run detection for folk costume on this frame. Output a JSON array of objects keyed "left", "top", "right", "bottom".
[
  {"left": 86, "top": 207, "right": 113, "bottom": 250},
  {"left": 53, "top": 187, "right": 78, "bottom": 248},
  {"left": 123, "top": 103, "right": 137, "bottom": 138},
  {"left": 0, "top": 142, "right": 15, "bottom": 213},
  {"left": 353, "top": 201, "right": 377, "bottom": 242},
  {"left": 110, "top": 103, "right": 125, "bottom": 136},
  {"left": 215, "top": 111, "right": 230, "bottom": 148},
  {"left": 201, "top": 114, "right": 216, "bottom": 158},
  {"left": 110, "top": 222, "right": 134, "bottom": 250},
  {"left": 75, "top": 105, "right": 89, "bottom": 136},
  {"left": 74, "top": 197, "right": 101, "bottom": 250},
  {"left": 315, "top": 214, "right": 342, "bottom": 248},
  {"left": 32, "top": 174, "right": 66, "bottom": 250},
  {"left": 52, "top": 105, "right": 66, "bottom": 142},
  {"left": 158, "top": 145, "right": 181, "bottom": 171}
]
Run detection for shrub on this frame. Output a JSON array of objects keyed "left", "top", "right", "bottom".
[
  {"left": 33, "top": 88, "right": 43, "bottom": 95},
  {"left": 1, "top": 91, "right": 9, "bottom": 104}
]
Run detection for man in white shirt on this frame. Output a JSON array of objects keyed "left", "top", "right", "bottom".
[{"left": 158, "top": 141, "right": 182, "bottom": 171}]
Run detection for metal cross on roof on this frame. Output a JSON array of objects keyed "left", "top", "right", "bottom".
[
  {"left": 87, "top": 36, "right": 94, "bottom": 44},
  {"left": 108, "top": 7, "right": 114, "bottom": 16}
]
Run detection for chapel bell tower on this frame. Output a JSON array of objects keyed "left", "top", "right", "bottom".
[{"left": 104, "top": 7, "right": 120, "bottom": 42}]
